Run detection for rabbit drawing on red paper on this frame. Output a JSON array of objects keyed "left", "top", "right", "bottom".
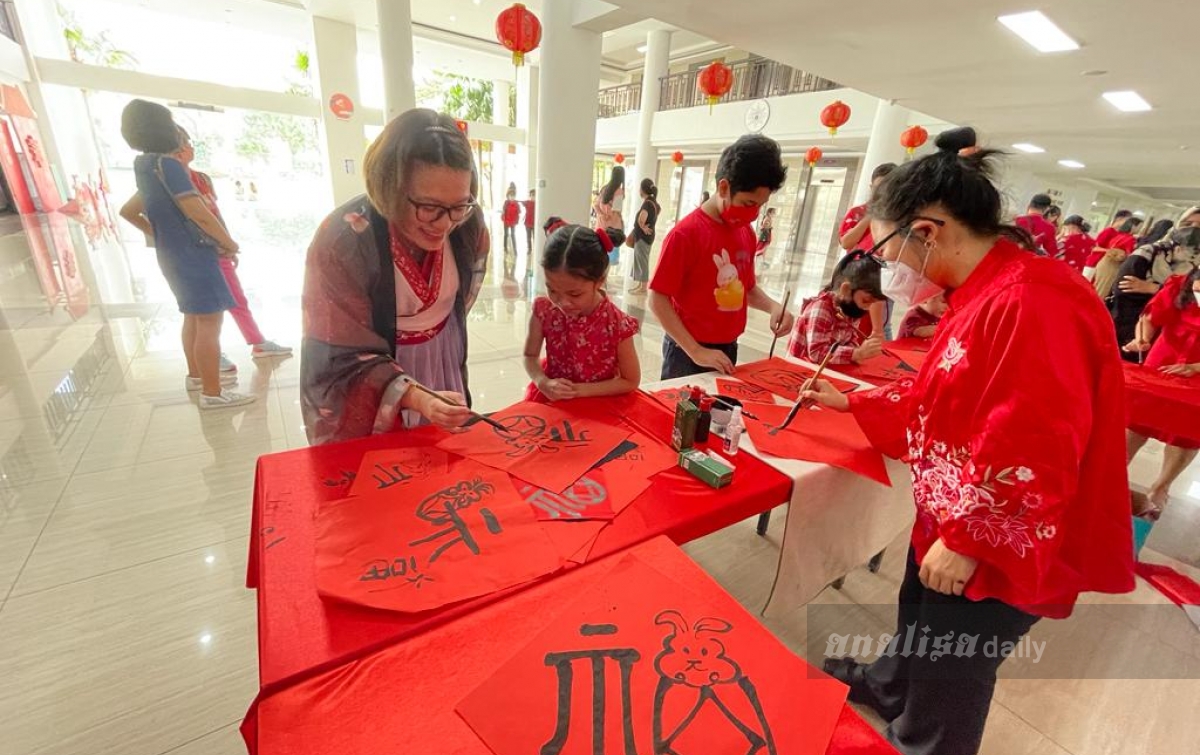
[{"left": 651, "top": 610, "right": 777, "bottom": 755}]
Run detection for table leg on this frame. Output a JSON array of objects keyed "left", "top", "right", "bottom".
[
  {"left": 867, "top": 549, "right": 885, "bottom": 574},
  {"left": 756, "top": 511, "right": 771, "bottom": 536}
]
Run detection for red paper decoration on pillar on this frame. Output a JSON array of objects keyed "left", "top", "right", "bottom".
[
  {"left": 697, "top": 60, "right": 734, "bottom": 112},
  {"left": 495, "top": 3, "right": 542, "bottom": 67},
  {"left": 900, "top": 125, "right": 929, "bottom": 156},
  {"left": 672, "top": 151, "right": 684, "bottom": 165},
  {"left": 805, "top": 147, "right": 823, "bottom": 166},
  {"left": 820, "top": 100, "right": 851, "bottom": 136},
  {"left": 614, "top": 153, "right": 625, "bottom": 164}
]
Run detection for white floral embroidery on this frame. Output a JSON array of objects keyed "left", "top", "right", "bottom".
[
  {"left": 964, "top": 510, "right": 1034, "bottom": 558},
  {"left": 1035, "top": 523, "right": 1057, "bottom": 541},
  {"left": 938, "top": 337, "right": 966, "bottom": 372},
  {"left": 932, "top": 441, "right": 947, "bottom": 455},
  {"left": 1015, "top": 466, "right": 1035, "bottom": 483}
]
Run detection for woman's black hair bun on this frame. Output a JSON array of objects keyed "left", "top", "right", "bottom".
[{"left": 935, "top": 126, "right": 978, "bottom": 154}]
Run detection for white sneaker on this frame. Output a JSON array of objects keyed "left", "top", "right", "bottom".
[
  {"left": 199, "top": 390, "right": 256, "bottom": 410},
  {"left": 220, "top": 354, "right": 238, "bottom": 373},
  {"left": 252, "top": 340, "right": 293, "bottom": 358},
  {"left": 186, "top": 374, "right": 238, "bottom": 391}
]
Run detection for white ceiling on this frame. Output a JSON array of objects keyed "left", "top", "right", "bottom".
[{"left": 598, "top": 0, "right": 1200, "bottom": 203}]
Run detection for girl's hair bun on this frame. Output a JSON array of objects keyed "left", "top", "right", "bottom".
[{"left": 935, "top": 126, "right": 977, "bottom": 155}]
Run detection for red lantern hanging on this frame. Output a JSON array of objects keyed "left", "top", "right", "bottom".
[
  {"left": 672, "top": 151, "right": 684, "bottom": 165},
  {"left": 900, "top": 125, "right": 928, "bottom": 156},
  {"left": 613, "top": 153, "right": 625, "bottom": 165},
  {"left": 820, "top": 100, "right": 851, "bottom": 136},
  {"left": 697, "top": 60, "right": 734, "bottom": 112},
  {"left": 805, "top": 146, "right": 823, "bottom": 166},
  {"left": 495, "top": 3, "right": 542, "bottom": 67}
]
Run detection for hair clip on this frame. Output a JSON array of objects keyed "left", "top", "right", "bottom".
[{"left": 594, "top": 227, "right": 615, "bottom": 253}]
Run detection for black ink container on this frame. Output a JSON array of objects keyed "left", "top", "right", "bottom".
[{"left": 695, "top": 395, "right": 714, "bottom": 443}]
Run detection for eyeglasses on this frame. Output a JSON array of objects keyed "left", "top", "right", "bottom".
[
  {"left": 868, "top": 215, "right": 947, "bottom": 262},
  {"left": 407, "top": 196, "right": 477, "bottom": 224}
]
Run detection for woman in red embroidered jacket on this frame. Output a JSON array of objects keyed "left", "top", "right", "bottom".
[
  {"left": 802, "top": 128, "right": 1134, "bottom": 755},
  {"left": 301, "top": 109, "right": 489, "bottom": 444}
]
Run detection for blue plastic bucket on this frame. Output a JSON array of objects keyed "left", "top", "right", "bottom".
[{"left": 1132, "top": 516, "right": 1154, "bottom": 558}]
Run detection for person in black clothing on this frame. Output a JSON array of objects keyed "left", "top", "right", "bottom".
[
  {"left": 1110, "top": 207, "right": 1200, "bottom": 361},
  {"left": 1136, "top": 218, "right": 1174, "bottom": 247},
  {"left": 628, "top": 177, "right": 659, "bottom": 294}
]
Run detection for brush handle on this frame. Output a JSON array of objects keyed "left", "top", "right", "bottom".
[{"left": 408, "top": 381, "right": 508, "bottom": 431}]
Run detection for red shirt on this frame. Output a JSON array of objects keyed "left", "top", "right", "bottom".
[
  {"left": 502, "top": 199, "right": 520, "bottom": 227},
  {"left": 1087, "top": 229, "right": 1136, "bottom": 268},
  {"left": 788, "top": 290, "right": 865, "bottom": 364},
  {"left": 525, "top": 296, "right": 639, "bottom": 401},
  {"left": 188, "top": 169, "right": 222, "bottom": 221},
  {"left": 521, "top": 199, "right": 536, "bottom": 228},
  {"left": 1058, "top": 232, "right": 1094, "bottom": 272},
  {"left": 1015, "top": 213, "right": 1060, "bottom": 258},
  {"left": 839, "top": 204, "right": 873, "bottom": 251},
  {"left": 896, "top": 305, "right": 941, "bottom": 339},
  {"left": 650, "top": 207, "right": 757, "bottom": 344},
  {"left": 849, "top": 240, "right": 1134, "bottom": 617},
  {"left": 1143, "top": 275, "right": 1200, "bottom": 368}
]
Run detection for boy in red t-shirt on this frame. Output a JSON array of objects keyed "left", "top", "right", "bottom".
[
  {"left": 521, "top": 189, "right": 536, "bottom": 256},
  {"left": 649, "top": 134, "right": 794, "bottom": 379},
  {"left": 501, "top": 185, "right": 520, "bottom": 259}
]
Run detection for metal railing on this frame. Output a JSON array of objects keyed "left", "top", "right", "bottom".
[
  {"left": 658, "top": 59, "right": 839, "bottom": 112},
  {"left": 597, "top": 81, "right": 642, "bottom": 118}
]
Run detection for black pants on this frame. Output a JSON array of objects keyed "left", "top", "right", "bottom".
[
  {"left": 525, "top": 226, "right": 534, "bottom": 256},
  {"left": 503, "top": 225, "right": 517, "bottom": 256},
  {"left": 859, "top": 548, "right": 1040, "bottom": 755},
  {"left": 660, "top": 336, "right": 738, "bottom": 380}
]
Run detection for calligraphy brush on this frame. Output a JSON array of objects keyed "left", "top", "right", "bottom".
[
  {"left": 770, "top": 338, "right": 845, "bottom": 435},
  {"left": 711, "top": 396, "right": 758, "bottom": 421},
  {"left": 768, "top": 288, "right": 792, "bottom": 360},
  {"left": 407, "top": 381, "right": 511, "bottom": 433}
]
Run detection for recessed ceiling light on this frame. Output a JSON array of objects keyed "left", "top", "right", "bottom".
[
  {"left": 998, "top": 11, "right": 1080, "bottom": 53},
  {"left": 1012, "top": 143, "right": 1046, "bottom": 154},
  {"left": 1103, "top": 90, "right": 1152, "bottom": 112},
  {"left": 449, "top": 15, "right": 457, "bottom": 22},
  {"left": 473, "top": 0, "right": 482, "bottom": 5},
  {"left": 636, "top": 44, "right": 648, "bottom": 53},
  {"left": 1058, "top": 159, "right": 1085, "bottom": 169}
]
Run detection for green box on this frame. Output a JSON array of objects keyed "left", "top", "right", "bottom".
[{"left": 677, "top": 449, "right": 733, "bottom": 489}]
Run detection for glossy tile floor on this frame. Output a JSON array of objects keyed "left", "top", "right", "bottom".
[{"left": 1, "top": 220, "right": 1197, "bottom": 755}]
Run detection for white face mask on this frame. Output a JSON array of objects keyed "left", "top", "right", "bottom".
[{"left": 881, "top": 230, "right": 945, "bottom": 308}]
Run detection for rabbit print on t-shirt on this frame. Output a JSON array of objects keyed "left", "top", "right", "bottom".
[{"left": 712, "top": 250, "right": 746, "bottom": 312}]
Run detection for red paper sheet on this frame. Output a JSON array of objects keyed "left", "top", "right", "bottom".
[
  {"left": 715, "top": 378, "right": 778, "bottom": 404},
  {"left": 519, "top": 468, "right": 650, "bottom": 521},
  {"left": 457, "top": 553, "right": 848, "bottom": 755},
  {"left": 315, "top": 462, "right": 564, "bottom": 612},
  {"left": 594, "top": 430, "right": 680, "bottom": 485},
  {"left": 648, "top": 385, "right": 698, "bottom": 409},
  {"left": 887, "top": 337, "right": 933, "bottom": 353},
  {"left": 1135, "top": 561, "right": 1200, "bottom": 607},
  {"left": 541, "top": 520, "right": 610, "bottom": 565},
  {"left": 743, "top": 402, "right": 890, "bottom": 485},
  {"left": 735, "top": 357, "right": 858, "bottom": 400},
  {"left": 437, "top": 402, "right": 632, "bottom": 493},
  {"left": 833, "top": 352, "right": 921, "bottom": 384},
  {"left": 348, "top": 446, "right": 451, "bottom": 497}
]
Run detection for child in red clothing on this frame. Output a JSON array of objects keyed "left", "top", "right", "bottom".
[
  {"left": 788, "top": 250, "right": 885, "bottom": 365},
  {"left": 1057, "top": 215, "right": 1094, "bottom": 273},
  {"left": 524, "top": 225, "right": 641, "bottom": 402},
  {"left": 897, "top": 291, "right": 947, "bottom": 339}
]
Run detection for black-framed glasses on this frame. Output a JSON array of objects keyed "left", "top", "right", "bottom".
[
  {"left": 868, "top": 215, "right": 947, "bottom": 262},
  {"left": 408, "top": 196, "right": 477, "bottom": 224}
]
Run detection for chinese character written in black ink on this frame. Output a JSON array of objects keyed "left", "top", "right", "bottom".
[
  {"left": 522, "top": 476, "right": 609, "bottom": 519},
  {"left": 322, "top": 469, "right": 356, "bottom": 489},
  {"left": 370, "top": 462, "right": 413, "bottom": 491},
  {"left": 496, "top": 414, "right": 594, "bottom": 458},
  {"left": 359, "top": 556, "right": 433, "bottom": 588},
  {"left": 408, "top": 478, "right": 503, "bottom": 563}
]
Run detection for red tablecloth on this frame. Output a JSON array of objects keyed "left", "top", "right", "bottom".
[
  {"left": 250, "top": 536, "right": 895, "bottom": 755},
  {"left": 244, "top": 392, "right": 792, "bottom": 738},
  {"left": 1123, "top": 363, "right": 1200, "bottom": 445}
]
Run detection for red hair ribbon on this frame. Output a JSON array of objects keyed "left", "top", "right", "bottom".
[{"left": 594, "top": 227, "right": 615, "bottom": 253}]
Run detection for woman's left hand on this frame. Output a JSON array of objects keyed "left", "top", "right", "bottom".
[
  {"left": 1161, "top": 363, "right": 1200, "bottom": 377},
  {"left": 1118, "top": 276, "right": 1159, "bottom": 295},
  {"left": 919, "top": 538, "right": 978, "bottom": 596}
]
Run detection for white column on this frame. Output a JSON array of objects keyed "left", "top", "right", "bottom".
[
  {"left": 533, "top": 0, "right": 603, "bottom": 293},
  {"left": 630, "top": 29, "right": 671, "bottom": 215},
  {"left": 516, "top": 65, "right": 539, "bottom": 200},
  {"left": 852, "top": 100, "right": 911, "bottom": 204},
  {"left": 491, "top": 79, "right": 513, "bottom": 207},
  {"left": 377, "top": 0, "right": 416, "bottom": 121},
  {"left": 312, "top": 16, "right": 364, "bottom": 206}
]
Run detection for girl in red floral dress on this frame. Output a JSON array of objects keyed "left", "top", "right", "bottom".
[{"left": 523, "top": 225, "right": 641, "bottom": 402}]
